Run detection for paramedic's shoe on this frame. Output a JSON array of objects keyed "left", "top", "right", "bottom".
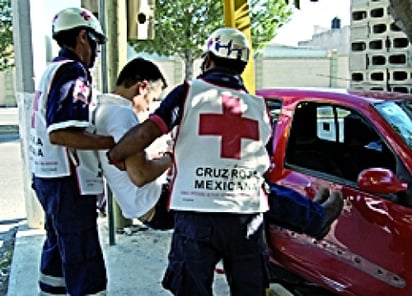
[{"left": 314, "top": 191, "right": 344, "bottom": 240}]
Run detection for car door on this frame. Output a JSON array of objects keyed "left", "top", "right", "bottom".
[{"left": 269, "top": 100, "right": 412, "bottom": 296}]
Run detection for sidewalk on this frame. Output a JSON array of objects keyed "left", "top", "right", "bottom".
[
  {"left": 3, "top": 107, "right": 292, "bottom": 296},
  {"left": 8, "top": 219, "right": 229, "bottom": 295},
  {"left": 8, "top": 220, "right": 294, "bottom": 296},
  {"left": 0, "top": 106, "right": 229, "bottom": 295}
]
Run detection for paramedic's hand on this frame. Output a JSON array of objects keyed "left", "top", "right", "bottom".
[
  {"left": 113, "top": 160, "right": 127, "bottom": 171},
  {"left": 106, "top": 151, "right": 126, "bottom": 171}
]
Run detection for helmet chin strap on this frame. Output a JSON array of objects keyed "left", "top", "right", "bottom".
[
  {"left": 200, "top": 58, "right": 207, "bottom": 73},
  {"left": 200, "top": 54, "right": 213, "bottom": 73}
]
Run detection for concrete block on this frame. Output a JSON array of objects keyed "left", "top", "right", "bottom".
[
  {"left": 368, "top": 85, "right": 388, "bottom": 91},
  {"left": 350, "top": 84, "right": 365, "bottom": 91},
  {"left": 387, "top": 52, "right": 412, "bottom": 67},
  {"left": 368, "top": 18, "right": 393, "bottom": 37},
  {"left": 367, "top": 69, "right": 389, "bottom": 82},
  {"left": 351, "top": 40, "right": 367, "bottom": 52},
  {"left": 351, "top": 9, "right": 368, "bottom": 24},
  {"left": 351, "top": 24, "right": 370, "bottom": 40},
  {"left": 389, "top": 85, "right": 411, "bottom": 93},
  {"left": 368, "top": 38, "right": 386, "bottom": 51},
  {"left": 350, "top": 81, "right": 388, "bottom": 91},
  {"left": 368, "top": 52, "right": 387, "bottom": 68},
  {"left": 349, "top": 53, "right": 368, "bottom": 71},
  {"left": 366, "top": 36, "right": 410, "bottom": 52},
  {"left": 351, "top": 71, "right": 366, "bottom": 82},
  {"left": 369, "top": 5, "right": 390, "bottom": 20},
  {"left": 387, "top": 36, "right": 411, "bottom": 52},
  {"left": 351, "top": 0, "right": 369, "bottom": 10},
  {"left": 369, "top": 0, "right": 390, "bottom": 8},
  {"left": 389, "top": 21, "right": 404, "bottom": 34},
  {"left": 388, "top": 68, "right": 412, "bottom": 84}
]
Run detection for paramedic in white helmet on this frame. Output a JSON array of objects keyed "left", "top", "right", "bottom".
[
  {"left": 109, "top": 26, "right": 345, "bottom": 295},
  {"left": 30, "top": 7, "right": 114, "bottom": 295},
  {"left": 108, "top": 27, "right": 272, "bottom": 295}
]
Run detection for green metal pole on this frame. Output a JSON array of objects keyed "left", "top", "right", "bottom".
[
  {"left": 223, "top": 0, "right": 255, "bottom": 94},
  {"left": 104, "top": 0, "right": 133, "bottom": 232}
]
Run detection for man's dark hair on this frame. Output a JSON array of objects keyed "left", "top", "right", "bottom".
[
  {"left": 116, "top": 57, "right": 167, "bottom": 88},
  {"left": 209, "top": 53, "right": 247, "bottom": 75},
  {"left": 53, "top": 27, "right": 84, "bottom": 48}
]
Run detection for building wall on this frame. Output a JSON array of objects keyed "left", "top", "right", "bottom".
[
  {"left": 157, "top": 60, "right": 182, "bottom": 96},
  {"left": 260, "top": 58, "right": 331, "bottom": 87},
  {"left": 337, "top": 54, "right": 351, "bottom": 87},
  {"left": 350, "top": 0, "right": 412, "bottom": 93},
  {"left": 256, "top": 54, "right": 349, "bottom": 89},
  {"left": 0, "top": 69, "right": 16, "bottom": 107},
  {"left": 1, "top": 52, "right": 349, "bottom": 107},
  {"left": 299, "top": 26, "right": 351, "bottom": 55}
]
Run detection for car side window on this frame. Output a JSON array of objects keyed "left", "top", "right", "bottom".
[
  {"left": 316, "top": 106, "right": 350, "bottom": 143},
  {"left": 266, "top": 98, "right": 282, "bottom": 127},
  {"left": 286, "top": 101, "right": 397, "bottom": 183},
  {"left": 265, "top": 98, "right": 283, "bottom": 156},
  {"left": 340, "top": 110, "right": 396, "bottom": 181}
]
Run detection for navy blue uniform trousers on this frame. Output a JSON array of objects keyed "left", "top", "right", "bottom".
[
  {"left": 265, "top": 183, "right": 325, "bottom": 237},
  {"left": 161, "top": 185, "right": 324, "bottom": 295},
  {"left": 33, "top": 175, "right": 107, "bottom": 296},
  {"left": 162, "top": 211, "right": 270, "bottom": 296}
]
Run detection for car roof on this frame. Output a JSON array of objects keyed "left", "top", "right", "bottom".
[{"left": 256, "top": 87, "right": 412, "bottom": 105}]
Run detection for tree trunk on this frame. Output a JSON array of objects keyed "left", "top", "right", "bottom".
[
  {"left": 389, "top": 0, "right": 412, "bottom": 43},
  {"left": 183, "top": 50, "right": 194, "bottom": 80}
]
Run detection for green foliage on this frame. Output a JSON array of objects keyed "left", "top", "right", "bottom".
[
  {"left": 0, "top": 0, "right": 14, "bottom": 70},
  {"left": 130, "top": 0, "right": 292, "bottom": 61},
  {"left": 250, "top": 0, "right": 292, "bottom": 53}
]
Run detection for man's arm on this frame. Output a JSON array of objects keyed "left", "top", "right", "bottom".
[
  {"left": 125, "top": 151, "right": 172, "bottom": 187},
  {"left": 108, "top": 119, "right": 163, "bottom": 162},
  {"left": 49, "top": 128, "right": 114, "bottom": 149}
]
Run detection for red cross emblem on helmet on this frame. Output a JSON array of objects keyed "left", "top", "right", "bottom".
[{"left": 80, "top": 11, "right": 91, "bottom": 21}]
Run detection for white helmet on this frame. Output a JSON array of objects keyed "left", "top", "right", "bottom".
[
  {"left": 52, "top": 7, "right": 106, "bottom": 44},
  {"left": 203, "top": 27, "right": 249, "bottom": 63}
]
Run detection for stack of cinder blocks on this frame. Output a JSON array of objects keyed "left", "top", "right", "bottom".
[{"left": 350, "top": 0, "right": 412, "bottom": 92}]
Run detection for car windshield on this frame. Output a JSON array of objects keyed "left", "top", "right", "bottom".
[{"left": 374, "top": 100, "right": 412, "bottom": 148}]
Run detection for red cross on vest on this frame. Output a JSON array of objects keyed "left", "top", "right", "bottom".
[{"left": 199, "top": 93, "right": 259, "bottom": 159}]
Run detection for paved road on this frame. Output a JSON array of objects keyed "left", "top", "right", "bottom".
[
  {"left": 0, "top": 134, "right": 26, "bottom": 222},
  {"left": 0, "top": 107, "right": 31, "bottom": 225},
  {"left": 0, "top": 132, "right": 26, "bottom": 296}
]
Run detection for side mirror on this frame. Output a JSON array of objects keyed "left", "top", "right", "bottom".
[{"left": 358, "top": 168, "right": 408, "bottom": 194}]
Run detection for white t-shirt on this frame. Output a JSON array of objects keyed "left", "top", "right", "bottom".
[{"left": 93, "top": 94, "right": 164, "bottom": 218}]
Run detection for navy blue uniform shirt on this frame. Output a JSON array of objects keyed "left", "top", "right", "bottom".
[
  {"left": 46, "top": 48, "right": 92, "bottom": 129},
  {"left": 151, "top": 68, "right": 247, "bottom": 133}
]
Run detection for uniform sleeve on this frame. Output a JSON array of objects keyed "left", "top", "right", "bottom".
[
  {"left": 149, "top": 83, "right": 187, "bottom": 134},
  {"left": 46, "top": 62, "right": 92, "bottom": 132}
]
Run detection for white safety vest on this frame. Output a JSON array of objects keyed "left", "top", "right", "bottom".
[
  {"left": 170, "top": 79, "right": 271, "bottom": 213},
  {"left": 30, "top": 60, "right": 104, "bottom": 195}
]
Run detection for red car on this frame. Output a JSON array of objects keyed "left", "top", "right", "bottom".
[{"left": 258, "top": 88, "right": 412, "bottom": 296}]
